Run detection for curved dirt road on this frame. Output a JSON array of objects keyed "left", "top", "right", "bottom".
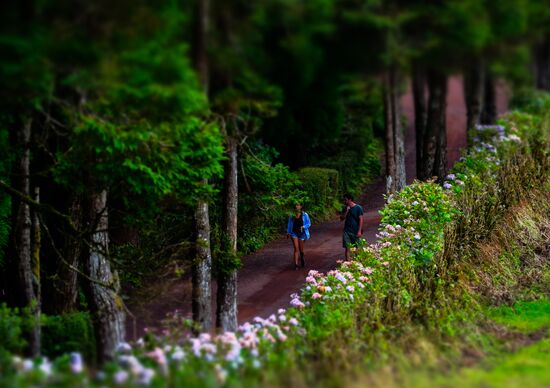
[{"left": 127, "top": 76, "right": 508, "bottom": 338}]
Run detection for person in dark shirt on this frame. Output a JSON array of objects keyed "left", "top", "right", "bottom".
[
  {"left": 287, "top": 203, "right": 311, "bottom": 270},
  {"left": 339, "top": 193, "right": 364, "bottom": 260}
]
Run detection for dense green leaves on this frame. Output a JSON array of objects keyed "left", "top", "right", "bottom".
[{"left": 54, "top": 116, "right": 223, "bottom": 203}]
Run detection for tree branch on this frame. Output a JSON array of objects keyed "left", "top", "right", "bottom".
[{"left": 0, "top": 179, "right": 78, "bottom": 233}]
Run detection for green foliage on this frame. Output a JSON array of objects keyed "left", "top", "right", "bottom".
[
  {"left": 0, "top": 33, "right": 54, "bottom": 113},
  {"left": 98, "top": 42, "right": 206, "bottom": 121},
  {"left": 236, "top": 143, "right": 305, "bottom": 254},
  {"left": 380, "top": 181, "right": 454, "bottom": 266},
  {"left": 54, "top": 117, "right": 224, "bottom": 204},
  {"left": 0, "top": 304, "right": 28, "bottom": 368},
  {"left": 0, "top": 305, "right": 96, "bottom": 368},
  {"left": 297, "top": 167, "right": 339, "bottom": 219},
  {"left": 311, "top": 77, "right": 383, "bottom": 193},
  {"left": 235, "top": 143, "right": 343, "bottom": 255},
  {"left": 52, "top": 15, "right": 225, "bottom": 204},
  {"left": 511, "top": 89, "right": 550, "bottom": 125},
  {"left": 113, "top": 211, "right": 195, "bottom": 289},
  {"left": 41, "top": 312, "right": 96, "bottom": 363}
]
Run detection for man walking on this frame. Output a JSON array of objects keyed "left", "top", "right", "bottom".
[{"left": 340, "top": 193, "right": 364, "bottom": 260}]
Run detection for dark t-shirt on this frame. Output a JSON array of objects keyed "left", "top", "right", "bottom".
[
  {"left": 344, "top": 204, "right": 364, "bottom": 234},
  {"left": 292, "top": 215, "right": 303, "bottom": 234}
]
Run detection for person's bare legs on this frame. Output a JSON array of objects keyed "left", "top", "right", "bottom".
[
  {"left": 298, "top": 239, "right": 305, "bottom": 267},
  {"left": 344, "top": 247, "right": 350, "bottom": 261},
  {"left": 291, "top": 237, "right": 300, "bottom": 269}
]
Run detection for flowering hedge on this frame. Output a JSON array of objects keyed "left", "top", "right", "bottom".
[{"left": 2, "top": 112, "right": 548, "bottom": 387}]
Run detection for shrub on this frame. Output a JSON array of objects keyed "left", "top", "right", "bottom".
[
  {"left": 41, "top": 312, "right": 96, "bottom": 363},
  {"left": 0, "top": 304, "right": 28, "bottom": 371},
  {"left": 297, "top": 167, "right": 340, "bottom": 220}
]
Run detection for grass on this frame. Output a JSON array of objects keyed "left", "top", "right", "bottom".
[
  {"left": 445, "top": 338, "right": 550, "bottom": 388},
  {"left": 351, "top": 299, "right": 550, "bottom": 388},
  {"left": 427, "top": 299, "right": 550, "bottom": 388},
  {"left": 486, "top": 299, "right": 550, "bottom": 333}
]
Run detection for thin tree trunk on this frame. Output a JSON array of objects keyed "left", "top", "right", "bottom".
[
  {"left": 191, "top": 0, "right": 213, "bottom": 333},
  {"left": 384, "top": 68, "right": 406, "bottom": 193},
  {"left": 480, "top": 72, "right": 496, "bottom": 125},
  {"left": 14, "top": 117, "right": 39, "bottom": 355},
  {"left": 464, "top": 61, "right": 485, "bottom": 146},
  {"left": 384, "top": 73, "right": 396, "bottom": 193},
  {"left": 192, "top": 197, "right": 212, "bottom": 333},
  {"left": 434, "top": 90, "right": 448, "bottom": 182},
  {"left": 51, "top": 195, "right": 82, "bottom": 314},
  {"left": 422, "top": 71, "right": 447, "bottom": 180},
  {"left": 84, "top": 189, "right": 125, "bottom": 363},
  {"left": 216, "top": 137, "right": 238, "bottom": 332},
  {"left": 194, "top": 0, "right": 210, "bottom": 95},
  {"left": 30, "top": 186, "right": 41, "bottom": 356},
  {"left": 392, "top": 72, "right": 406, "bottom": 191},
  {"left": 534, "top": 34, "right": 550, "bottom": 91},
  {"left": 412, "top": 67, "right": 427, "bottom": 178}
]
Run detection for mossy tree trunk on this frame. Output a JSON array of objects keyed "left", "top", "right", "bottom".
[
  {"left": 31, "top": 186, "right": 41, "bottom": 356},
  {"left": 384, "top": 67, "right": 406, "bottom": 193},
  {"left": 191, "top": 0, "right": 213, "bottom": 333},
  {"left": 51, "top": 195, "right": 82, "bottom": 314},
  {"left": 193, "top": 198, "right": 213, "bottom": 333},
  {"left": 13, "top": 117, "right": 40, "bottom": 356},
  {"left": 84, "top": 189, "right": 125, "bottom": 363},
  {"left": 216, "top": 137, "right": 238, "bottom": 332}
]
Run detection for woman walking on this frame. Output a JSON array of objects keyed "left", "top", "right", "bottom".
[{"left": 287, "top": 203, "right": 311, "bottom": 270}]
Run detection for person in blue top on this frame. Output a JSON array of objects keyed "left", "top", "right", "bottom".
[
  {"left": 340, "top": 193, "right": 364, "bottom": 261},
  {"left": 287, "top": 202, "right": 311, "bottom": 270}
]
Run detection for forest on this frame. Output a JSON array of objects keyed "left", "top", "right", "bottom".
[{"left": 1, "top": 0, "right": 550, "bottom": 386}]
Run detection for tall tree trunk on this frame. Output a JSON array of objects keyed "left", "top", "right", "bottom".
[
  {"left": 412, "top": 67, "right": 427, "bottom": 178},
  {"left": 422, "top": 71, "right": 447, "bottom": 180},
  {"left": 192, "top": 198, "right": 212, "bottom": 333},
  {"left": 194, "top": 0, "right": 210, "bottom": 95},
  {"left": 84, "top": 189, "right": 125, "bottom": 363},
  {"left": 534, "top": 34, "right": 550, "bottom": 91},
  {"left": 480, "top": 72, "right": 496, "bottom": 125},
  {"left": 30, "top": 186, "right": 41, "bottom": 356},
  {"left": 191, "top": 0, "right": 213, "bottom": 333},
  {"left": 216, "top": 137, "right": 238, "bottom": 332},
  {"left": 51, "top": 195, "right": 82, "bottom": 314},
  {"left": 384, "top": 73, "right": 396, "bottom": 192},
  {"left": 434, "top": 98, "right": 448, "bottom": 182},
  {"left": 464, "top": 61, "right": 485, "bottom": 146},
  {"left": 383, "top": 67, "right": 406, "bottom": 193},
  {"left": 13, "top": 117, "right": 39, "bottom": 355},
  {"left": 393, "top": 79, "right": 406, "bottom": 192}
]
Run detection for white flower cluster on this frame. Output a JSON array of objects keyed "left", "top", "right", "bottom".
[{"left": 10, "top": 309, "right": 302, "bottom": 386}]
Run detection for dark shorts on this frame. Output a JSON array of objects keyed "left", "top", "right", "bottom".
[
  {"left": 290, "top": 231, "right": 308, "bottom": 241},
  {"left": 343, "top": 231, "right": 359, "bottom": 248}
]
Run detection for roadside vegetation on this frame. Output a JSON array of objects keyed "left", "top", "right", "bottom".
[{"left": 2, "top": 90, "right": 548, "bottom": 387}]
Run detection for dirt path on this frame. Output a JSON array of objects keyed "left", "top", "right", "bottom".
[{"left": 126, "top": 76, "right": 508, "bottom": 339}]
